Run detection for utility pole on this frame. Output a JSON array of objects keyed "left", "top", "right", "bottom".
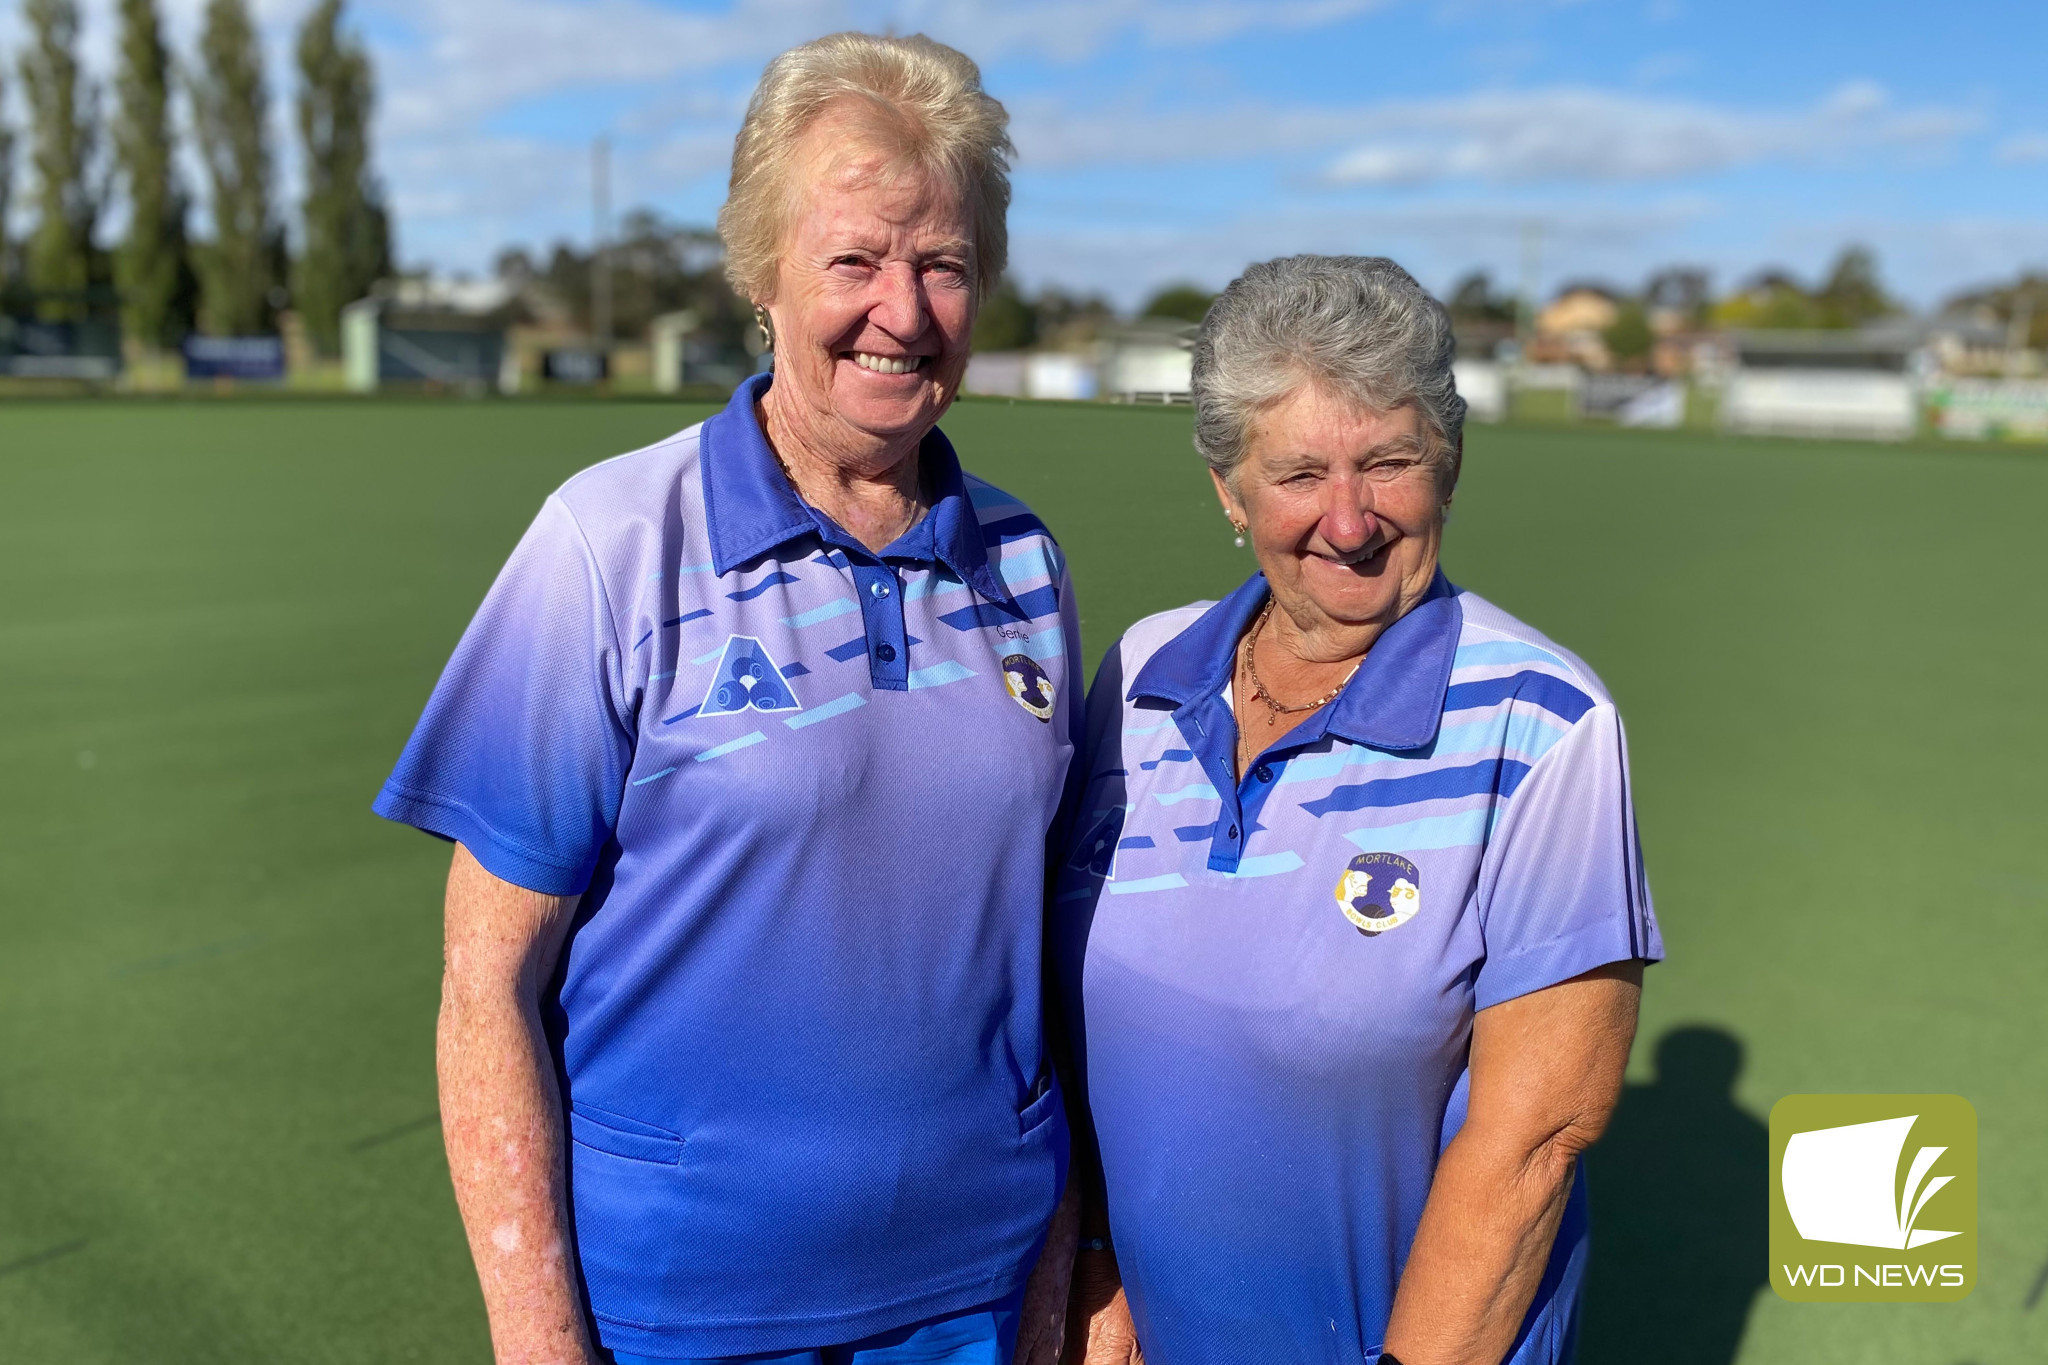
[
  {"left": 1516, "top": 217, "right": 1542, "bottom": 356},
  {"left": 592, "top": 134, "right": 611, "bottom": 352}
]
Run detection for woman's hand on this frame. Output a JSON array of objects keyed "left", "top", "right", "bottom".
[
  {"left": 1014, "top": 1183, "right": 1079, "bottom": 1365},
  {"left": 1066, "top": 1247, "right": 1144, "bottom": 1365},
  {"left": 438, "top": 844, "right": 600, "bottom": 1365},
  {"left": 1381, "top": 960, "right": 1642, "bottom": 1365}
]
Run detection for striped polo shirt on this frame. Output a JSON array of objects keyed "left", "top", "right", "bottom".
[
  {"left": 375, "top": 375, "right": 1080, "bottom": 1357},
  {"left": 1052, "top": 568, "right": 1661, "bottom": 1365}
]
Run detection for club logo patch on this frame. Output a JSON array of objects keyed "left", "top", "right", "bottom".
[
  {"left": 1335, "top": 852, "right": 1421, "bottom": 936},
  {"left": 1001, "top": 653, "right": 1056, "bottom": 722},
  {"left": 697, "top": 635, "right": 802, "bottom": 716}
]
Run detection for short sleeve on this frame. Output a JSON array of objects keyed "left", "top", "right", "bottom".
[
  {"left": 372, "top": 495, "right": 634, "bottom": 895},
  {"left": 1472, "top": 702, "right": 1662, "bottom": 1011}
]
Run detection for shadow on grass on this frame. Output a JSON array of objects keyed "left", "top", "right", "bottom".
[{"left": 1578, "top": 1026, "right": 1768, "bottom": 1365}]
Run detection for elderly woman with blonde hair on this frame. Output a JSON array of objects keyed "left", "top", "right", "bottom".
[
  {"left": 1056, "top": 255, "right": 1663, "bottom": 1365},
  {"left": 376, "top": 32, "right": 1081, "bottom": 1365}
]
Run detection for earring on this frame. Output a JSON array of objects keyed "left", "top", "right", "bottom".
[
  {"left": 1230, "top": 518, "right": 1247, "bottom": 549},
  {"left": 753, "top": 306, "right": 774, "bottom": 352}
]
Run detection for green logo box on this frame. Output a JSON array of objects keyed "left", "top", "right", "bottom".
[{"left": 1769, "top": 1094, "right": 1976, "bottom": 1302}]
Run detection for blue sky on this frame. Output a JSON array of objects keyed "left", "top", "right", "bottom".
[{"left": 10, "top": 0, "right": 2048, "bottom": 309}]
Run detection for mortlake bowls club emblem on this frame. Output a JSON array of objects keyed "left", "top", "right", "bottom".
[
  {"left": 1335, "top": 852, "right": 1421, "bottom": 936},
  {"left": 1001, "top": 654, "right": 1056, "bottom": 722}
]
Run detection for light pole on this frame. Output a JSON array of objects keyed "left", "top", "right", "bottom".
[{"left": 592, "top": 135, "right": 612, "bottom": 356}]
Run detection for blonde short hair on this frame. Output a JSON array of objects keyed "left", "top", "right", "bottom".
[{"left": 718, "top": 32, "right": 1014, "bottom": 305}]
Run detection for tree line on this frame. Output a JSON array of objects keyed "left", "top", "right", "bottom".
[{"left": 0, "top": 0, "right": 389, "bottom": 357}]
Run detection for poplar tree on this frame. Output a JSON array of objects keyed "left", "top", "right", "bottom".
[
  {"left": 0, "top": 65, "right": 16, "bottom": 294},
  {"left": 114, "top": 0, "right": 194, "bottom": 349},
  {"left": 294, "top": 0, "right": 390, "bottom": 355},
  {"left": 20, "top": 0, "right": 101, "bottom": 322},
  {"left": 192, "top": 0, "right": 279, "bottom": 335}
]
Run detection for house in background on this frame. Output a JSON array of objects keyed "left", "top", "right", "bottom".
[{"left": 1530, "top": 285, "right": 1620, "bottom": 370}]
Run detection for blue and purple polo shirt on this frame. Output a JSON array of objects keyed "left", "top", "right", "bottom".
[
  {"left": 1053, "top": 570, "right": 1662, "bottom": 1365},
  {"left": 375, "top": 375, "right": 1080, "bottom": 1358}
]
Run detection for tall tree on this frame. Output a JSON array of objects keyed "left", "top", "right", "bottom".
[
  {"left": 20, "top": 0, "right": 101, "bottom": 322},
  {"left": 971, "top": 278, "right": 1037, "bottom": 352},
  {"left": 0, "top": 62, "right": 16, "bottom": 294},
  {"left": 294, "top": 0, "right": 390, "bottom": 355},
  {"left": 1140, "top": 282, "right": 1216, "bottom": 325},
  {"left": 114, "top": 0, "right": 194, "bottom": 349},
  {"left": 1448, "top": 271, "right": 1515, "bottom": 324},
  {"left": 1814, "top": 245, "right": 1892, "bottom": 329},
  {"left": 192, "top": 0, "right": 279, "bottom": 335}
]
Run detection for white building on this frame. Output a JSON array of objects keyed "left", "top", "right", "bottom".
[{"left": 1719, "top": 331, "right": 1918, "bottom": 441}]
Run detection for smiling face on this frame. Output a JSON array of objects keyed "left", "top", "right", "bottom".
[
  {"left": 759, "top": 111, "right": 979, "bottom": 470},
  {"left": 1214, "top": 382, "right": 1447, "bottom": 641}
]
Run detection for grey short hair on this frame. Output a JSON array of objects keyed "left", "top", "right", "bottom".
[
  {"left": 719, "top": 32, "right": 1013, "bottom": 304},
  {"left": 1192, "top": 255, "right": 1466, "bottom": 494}
]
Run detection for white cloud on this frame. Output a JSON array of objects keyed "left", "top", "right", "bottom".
[
  {"left": 1320, "top": 82, "right": 1980, "bottom": 186},
  {"left": 369, "top": 0, "right": 839, "bottom": 137},
  {"left": 1996, "top": 133, "right": 2048, "bottom": 164},
  {"left": 892, "top": 0, "right": 1393, "bottom": 62},
  {"left": 355, "top": 0, "right": 1394, "bottom": 137},
  {"left": 1006, "top": 80, "right": 1979, "bottom": 185}
]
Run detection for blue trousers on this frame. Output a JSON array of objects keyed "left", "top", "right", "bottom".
[{"left": 608, "top": 1286, "right": 1026, "bottom": 1365}]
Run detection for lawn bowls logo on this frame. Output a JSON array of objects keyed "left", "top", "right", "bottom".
[
  {"left": 1001, "top": 654, "right": 1056, "bottom": 722},
  {"left": 697, "top": 636, "right": 802, "bottom": 716},
  {"left": 1068, "top": 806, "right": 1126, "bottom": 878},
  {"left": 1335, "top": 852, "right": 1421, "bottom": 936}
]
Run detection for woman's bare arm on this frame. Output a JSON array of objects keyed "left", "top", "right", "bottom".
[
  {"left": 437, "top": 843, "right": 595, "bottom": 1365},
  {"left": 1382, "top": 961, "right": 1643, "bottom": 1365}
]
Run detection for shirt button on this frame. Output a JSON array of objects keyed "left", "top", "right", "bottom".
[
  {"left": 869, "top": 581, "right": 891, "bottom": 598},
  {"left": 1227, "top": 825, "right": 1239, "bottom": 839},
  {"left": 874, "top": 643, "right": 897, "bottom": 662},
  {"left": 1255, "top": 764, "right": 1274, "bottom": 783}
]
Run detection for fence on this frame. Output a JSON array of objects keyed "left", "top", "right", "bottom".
[
  {"left": 1926, "top": 379, "right": 2048, "bottom": 441},
  {"left": 0, "top": 317, "right": 122, "bottom": 380},
  {"left": 1720, "top": 369, "right": 1919, "bottom": 441}
]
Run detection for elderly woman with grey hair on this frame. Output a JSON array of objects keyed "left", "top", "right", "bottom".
[
  {"left": 377, "top": 31, "right": 1083, "bottom": 1365},
  {"left": 1053, "top": 255, "right": 1663, "bottom": 1365}
]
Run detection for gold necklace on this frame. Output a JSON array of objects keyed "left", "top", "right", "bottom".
[
  {"left": 770, "top": 442, "right": 927, "bottom": 544},
  {"left": 1240, "top": 600, "right": 1362, "bottom": 722}
]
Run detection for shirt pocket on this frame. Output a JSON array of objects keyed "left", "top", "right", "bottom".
[
  {"left": 1018, "top": 1078, "right": 1063, "bottom": 1137},
  {"left": 568, "top": 1103, "right": 685, "bottom": 1165}
]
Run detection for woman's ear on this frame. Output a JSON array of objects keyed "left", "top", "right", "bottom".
[{"left": 1208, "top": 467, "right": 1245, "bottom": 526}]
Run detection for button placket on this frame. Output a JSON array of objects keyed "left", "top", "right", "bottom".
[{"left": 850, "top": 561, "right": 909, "bottom": 691}]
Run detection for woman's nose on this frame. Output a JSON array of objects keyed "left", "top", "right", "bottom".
[
  {"left": 1320, "top": 482, "right": 1377, "bottom": 550},
  {"left": 871, "top": 262, "right": 927, "bottom": 337}
]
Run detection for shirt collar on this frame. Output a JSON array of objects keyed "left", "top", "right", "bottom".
[
  {"left": 698, "top": 372, "right": 1009, "bottom": 601},
  {"left": 1128, "top": 567, "right": 1463, "bottom": 752}
]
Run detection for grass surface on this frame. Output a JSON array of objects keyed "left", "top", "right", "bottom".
[{"left": 1, "top": 397, "right": 2043, "bottom": 1363}]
